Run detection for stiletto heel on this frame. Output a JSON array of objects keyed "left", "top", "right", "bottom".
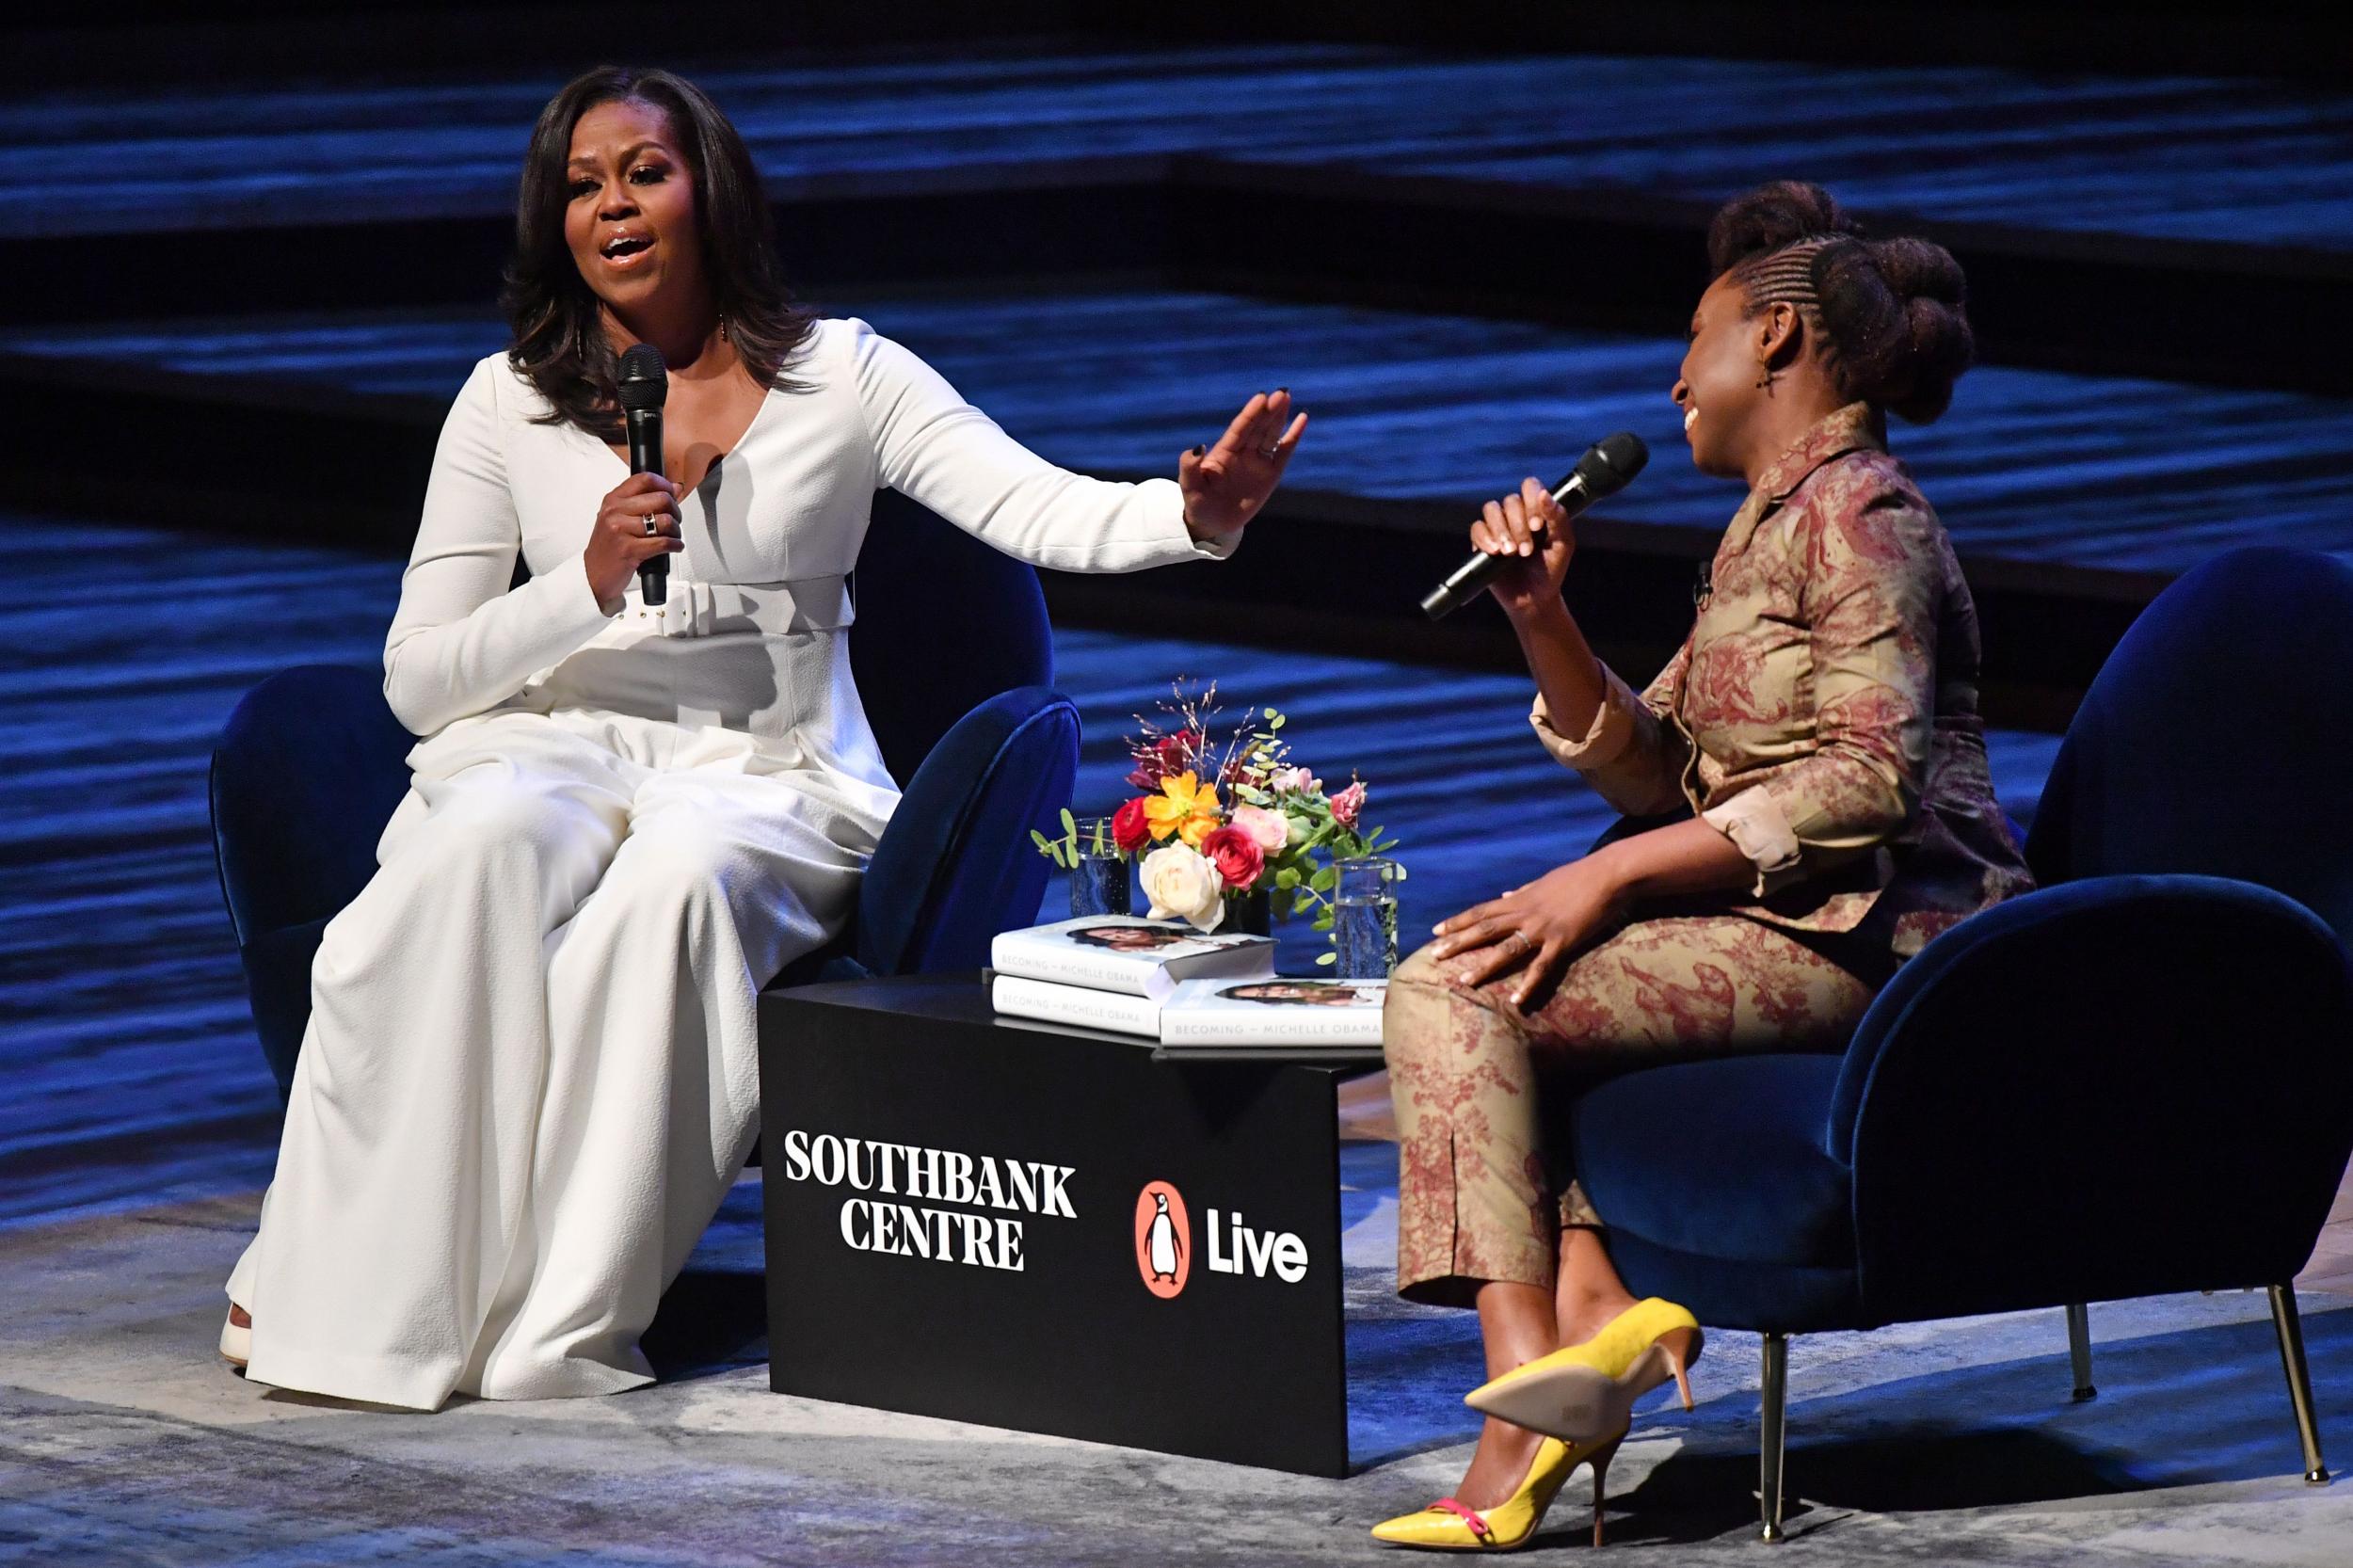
[
  {"left": 1660, "top": 1326, "right": 1699, "bottom": 1412},
  {"left": 1585, "top": 1431, "right": 1626, "bottom": 1548}
]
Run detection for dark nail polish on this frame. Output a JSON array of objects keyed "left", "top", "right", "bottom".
[{"left": 1192, "top": 444, "right": 1207, "bottom": 456}]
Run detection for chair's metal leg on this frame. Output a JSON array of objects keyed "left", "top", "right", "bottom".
[
  {"left": 1759, "top": 1332, "right": 1789, "bottom": 1542},
  {"left": 2268, "top": 1283, "right": 2331, "bottom": 1484},
  {"left": 2065, "top": 1302, "right": 2097, "bottom": 1401}
]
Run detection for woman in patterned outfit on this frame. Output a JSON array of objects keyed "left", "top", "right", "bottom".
[{"left": 1372, "top": 183, "right": 2035, "bottom": 1550}]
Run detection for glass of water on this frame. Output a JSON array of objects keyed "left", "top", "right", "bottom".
[
  {"left": 1067, "top": 818, "right": 1132, "bottom": 919},
  {"left": 1333, "top": 856, "right": 1401, "bottom": 979}
]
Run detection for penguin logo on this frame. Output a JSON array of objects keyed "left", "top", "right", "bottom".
[{"left": 1133, "top": 1180, "right": 1192, "bottom": 1299}]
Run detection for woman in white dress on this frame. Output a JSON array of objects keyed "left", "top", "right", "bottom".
[{"left": 219, "top": 66, "right": 1305, "bottom": 1411}]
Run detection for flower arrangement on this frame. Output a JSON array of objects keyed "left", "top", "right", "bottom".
[{"left": 1038, "top": 679, "right": 1401, "bottom": 959}]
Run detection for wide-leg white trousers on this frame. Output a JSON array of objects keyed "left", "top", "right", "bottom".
[{"left": 225, "top": 706, "right": 888, "bottom": 1409}]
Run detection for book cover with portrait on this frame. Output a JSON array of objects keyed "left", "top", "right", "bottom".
[
  {"left": 988, "top": 915, "right": 1275, "bottom": 1000},
  {"left": 1157, "top": 977, "right": 1388, "bottom": 1046}
]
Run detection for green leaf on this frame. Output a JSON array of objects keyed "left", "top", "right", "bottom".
[
  {"left": 1315, "top": 952, "right": 1336, "bottom": 966},
  {"left": 1310, "top": 867, "right": 1337, "bottom": 892},
  {"left": 1060, "top": 807, "right": 1078, "bottom": 838},
  {"left": 1273, "top": 866, "right": 1300, "bottom": 890}
]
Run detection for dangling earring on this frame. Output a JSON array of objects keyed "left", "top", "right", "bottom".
[
  {"left": 1755, "top": 360, "right": 1775, "bottom": 393},
  {"left": 719, "top": 313, "right": 730, "bottom": 344}
]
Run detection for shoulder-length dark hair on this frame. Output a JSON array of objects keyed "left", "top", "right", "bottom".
[{"left": 499, "top": 65, "right": 818, "bottom": 440}]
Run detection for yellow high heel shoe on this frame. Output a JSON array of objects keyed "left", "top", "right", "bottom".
[
  {"left": 1371, "top": 1426, "right": 1629, "bottom": 1551},
  {"left": 1465, "top": 1299, "right": 1702, "bottom": 1442}
]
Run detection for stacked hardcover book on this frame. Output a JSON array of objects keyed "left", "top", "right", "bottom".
[{"left": 986, "top": 916, "right": 1386, "bottom": 1048}]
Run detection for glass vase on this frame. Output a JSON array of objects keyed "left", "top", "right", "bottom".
[
  {"left": 1067, "top": 819, "right": 1131, "bottom": 919},
  {"left": 1333, "top": 856, "right": 1401, "bottom": 979},
  {"left": 1223, "top": 885, "right": 1273, "bottom": 937}
]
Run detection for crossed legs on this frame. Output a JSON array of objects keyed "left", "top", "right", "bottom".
[{"left": 1382, "top": 914, "right": 1879, "bottom": 1506}]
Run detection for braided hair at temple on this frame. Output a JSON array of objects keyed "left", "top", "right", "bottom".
[{"left": 1705, "top": 181, "right": 1975, "bottom": 424}]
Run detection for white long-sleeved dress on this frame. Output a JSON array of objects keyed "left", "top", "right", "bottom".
[{"left": 225, "top": 316, "right": 1230, "bottom": 1410}]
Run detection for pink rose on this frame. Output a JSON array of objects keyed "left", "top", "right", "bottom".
[
  {"left": 1330, "top": 780, "right": 1367, "bottom": 828},
  {"left": 1200, "top": 824, "right": 1266, "bottom": 891},
  {"left": 1229, "top": 804, "right": 1289, "bottom": 856},
  {"left": 1273, "top": 765, "right": 1321, "bottom": 795}
]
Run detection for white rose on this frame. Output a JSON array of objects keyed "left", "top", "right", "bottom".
[{"left": 1140, "top": 842, "right": 1225, "bottom": 933}]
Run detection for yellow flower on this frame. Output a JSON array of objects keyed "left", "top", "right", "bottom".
[{"left": 1144, "top": 771, "right": 1221, "bottom": 849}]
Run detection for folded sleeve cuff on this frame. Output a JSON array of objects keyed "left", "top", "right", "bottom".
[
  {"left": 1529, "top": 669, "right": 1644, "bottom": 772},
  {"left": 1176, "top": 495, "right": 1241, "bottom": 561},
  {"left": 1702, "top": 788, "right": 1807, "bottom": 897}
]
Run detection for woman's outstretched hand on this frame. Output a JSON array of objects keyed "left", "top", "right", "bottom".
[
  {"left": 1178, "top": 389, "right": 1307, "bottom": 545},
  {"left": 1472, "top": 476, "right": 1575, "bottom": 620},
  {"left": 1426, "top": 857, "right": 1626, "bottom": 1013}
]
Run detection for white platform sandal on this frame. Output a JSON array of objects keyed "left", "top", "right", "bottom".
[{"left": 219, "top": 1305, "right": 251, "bottom": 1369}]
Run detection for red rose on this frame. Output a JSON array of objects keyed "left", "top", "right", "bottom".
[
  {"left": 1123, "top": 733, "right": 1197, "bottom": 790},
  {"left": 1111, "top": 796, "right": 1154, "bottom": 854},
  {"left": 1200, "top": 824, "right": 1265, "bottom": 891}
]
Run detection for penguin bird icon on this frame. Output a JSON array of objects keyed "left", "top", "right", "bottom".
[{"left": 1145, "top": 1191, "right": 1183, "bottom": 1284}]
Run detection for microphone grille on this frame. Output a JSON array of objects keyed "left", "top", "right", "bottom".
[
  {"left": 616, "top": 344, "right": 667, "bottom": 411},
  {"left": 1593, "top": 432, "right": 1649, "bottom": 484},
  {"left": 1565, "top": 431, "right": 1649, "bottom": 504}
]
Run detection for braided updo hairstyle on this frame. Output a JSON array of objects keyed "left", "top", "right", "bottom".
[{"left": 1705, "top": 181, "right": 1974, "bottom": 424}]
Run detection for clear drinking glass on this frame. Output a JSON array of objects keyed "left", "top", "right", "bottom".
[
  {"left": 1067, "top": 818, "right": 1132, "bottom": 919},
  {"left": 1333, "top": 856, "right": 1400, "bottom": 979}
]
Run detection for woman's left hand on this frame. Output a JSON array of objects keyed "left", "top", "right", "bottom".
[
  {"left": 1178, "top": 389, "right": 1307, "bottom": 544},
  {"left": 1428, "top": 857, "right": 1629, "bottom": 1012}
]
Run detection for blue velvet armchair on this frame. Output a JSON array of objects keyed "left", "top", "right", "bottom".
[
  {"left": 1570, "top": 546, "right": 2353, "bottom": 1539},
  {"left": 210, "top": 491, "right": 1078, "bottom": 1102}
]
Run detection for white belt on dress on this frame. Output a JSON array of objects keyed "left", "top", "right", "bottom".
[{"left": 616, "top": 575, "right": 855, "bottom": 639}]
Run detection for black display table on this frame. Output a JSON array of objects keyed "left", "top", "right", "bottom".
[{"left": 756, "top": 972, "right": 1381, "bottom": 1477}]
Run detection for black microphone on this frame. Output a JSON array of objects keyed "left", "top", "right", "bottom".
[
  {"left": 1419, "top": 432, "right": 1649, "bottom": 619},
  {"left": 616, "top": 344, "right": 670, "bottom": 607}
]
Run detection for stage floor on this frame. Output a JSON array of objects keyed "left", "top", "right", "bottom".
[{"left": 7, "top": 1159, "right": 2351, "bottom": 1562}]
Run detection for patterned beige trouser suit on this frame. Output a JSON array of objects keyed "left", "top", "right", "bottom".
[
  {"left": 1384, "top": 917, "right": 1881, "bottom": 1306},
  {"left": 1383, "top": 404, "right": 2037, "bottom": 1308}
]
